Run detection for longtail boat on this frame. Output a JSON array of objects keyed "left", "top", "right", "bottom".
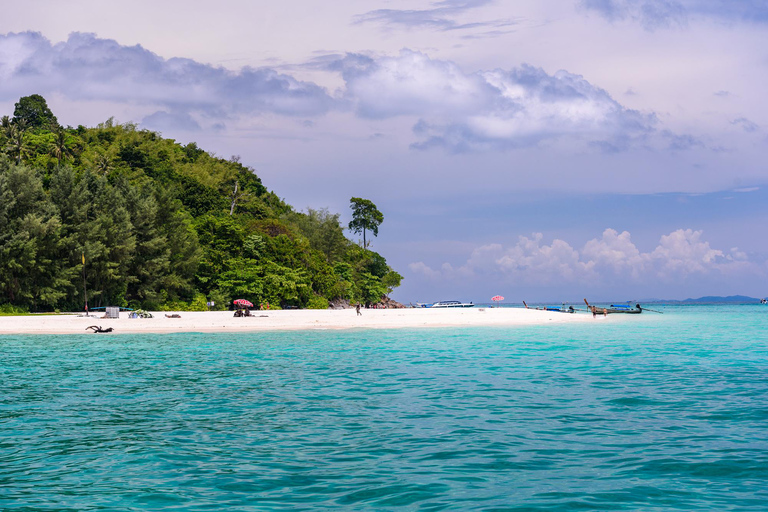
[
  {"left": 523, "top": 301, "right": 575, "bottom": 313},
  {"left": 584, "top": 299, "right": 642, "bottom": 315}
]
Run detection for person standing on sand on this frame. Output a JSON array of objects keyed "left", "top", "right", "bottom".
[{"left": 356, "top": 303, "right": 361, "bottom": 316}]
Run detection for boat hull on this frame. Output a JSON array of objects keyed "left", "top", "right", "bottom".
[
  {"left": 584, "top": 299, "right": 643, "bottom": 315},
  {"left": 431, "top": 301, "right": 474, "bottom": 308}
]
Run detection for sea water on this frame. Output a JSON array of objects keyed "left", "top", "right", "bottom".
[{"left": 1, "top": 305, "right": 767, "bottom": 510}]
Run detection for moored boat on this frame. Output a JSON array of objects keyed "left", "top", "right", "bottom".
[
  {"left": 584, "top": 299, "right": 642, "bottom": 315},
  {"left": 523, "top": 301, "right": 575, "bottom": 313},
  {"left": 431, "top": 300, "right": 474, "bottom": 308}
]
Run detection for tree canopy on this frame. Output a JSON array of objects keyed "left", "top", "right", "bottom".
[
  {"left": 13, "top": 94, "right": 59, "bottom": 130},
  {"left": 348, "top": 197, "right": 384, "bottom": 248},
  {"left": 0, "top": 96, "right": 402, "bottom": 312}
]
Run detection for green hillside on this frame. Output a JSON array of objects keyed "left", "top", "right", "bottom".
[{"left": 0, "top": 95, "right": 401, "bottom": 312}]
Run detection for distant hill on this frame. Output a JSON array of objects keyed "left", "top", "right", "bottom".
[{"left": 676, "top": 295, "right": 761, "bottom": 303}]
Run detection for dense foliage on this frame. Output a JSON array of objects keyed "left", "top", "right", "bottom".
[{"left": 0, "top": 96, "right": 402, "bottom": 312}]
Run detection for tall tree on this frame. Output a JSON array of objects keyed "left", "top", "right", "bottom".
[
  {"left": 348, "top": 197, "right": 384, "bottom": 248},
  {"left": 0, "top": 161, "right": 71, "bottom": 310},
  {"left": 13, "top": 94, "right": 59, "bottom": 130},
  {"left": 4, "top": 124, "right": 29, "bottom": 165},
  {"left": 50, "top": 129, "right": 74, "bottom": 164}
]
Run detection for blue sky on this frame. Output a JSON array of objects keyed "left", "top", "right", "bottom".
[{"left": 1, "top": 0, "right": 766, "bottom": 302}]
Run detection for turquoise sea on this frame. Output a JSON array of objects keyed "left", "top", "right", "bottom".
[{"left": 2, "top": 304, "right": 767, "bottom": 510}]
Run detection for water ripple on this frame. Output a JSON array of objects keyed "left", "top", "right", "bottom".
[{"left": 2, "top": 307, "right": 768, "bottom": 510}]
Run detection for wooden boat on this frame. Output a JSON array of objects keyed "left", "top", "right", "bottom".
[
  {"left": 523, "top": 301, "right": 575, "bottom": 313},
  {"left": 584, "top": 299, "right": 642, "bottom": 315}
]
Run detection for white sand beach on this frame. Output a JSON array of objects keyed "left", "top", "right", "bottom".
[{"left": 0, "top": 307, "right": 596, "bottom": 335}]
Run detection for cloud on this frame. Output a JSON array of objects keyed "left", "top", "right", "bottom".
[
  {"left": 410, "top": 228, "right": 759, "bottom": 285},
  {"left": 0, "top": 32, "right": 695, "bottom": 154},
  {"left": 661, "top": 130, "right": 705, "bottom": 151},
  {"left": 579, "top": 0, "right": 768, "bottom": 30},
  {"left": 142, "top": 110, "right": 201, "bottom": 132},
  {"left": 354, "top": 0, "right": 517, "bottom": 34},
  {"left": 331, "top": 50, "right": 656, "bottom": 152},
  {"left": 731, "top": 117, "right": 759, "bottom": 133},
  {"left": 0, "top": 31, "right": 335, "bottom": 118}
]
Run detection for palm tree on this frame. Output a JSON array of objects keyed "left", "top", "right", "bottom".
[
  {"left": 0, "top": 115, "right": 10, "bottom": 150},
  {"left": 4, "top": 124, "right": 29, "bottom": 165},
  {"left": 50, "top": 129, "right": 74, "bottom": 164},
  {"left": 94, "top": 151, "right": 113, "bottom": 175}
]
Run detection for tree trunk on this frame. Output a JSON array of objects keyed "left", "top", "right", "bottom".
[{"left": 229, "top": 181, "right": 239, "bottom": 215}]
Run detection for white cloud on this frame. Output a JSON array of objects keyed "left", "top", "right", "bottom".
[
  {"left": 0, "top": 32, "right": 334, "bottom": 120},
  {"left": 333, "top": 50, "right": 655, "bottom": 152},
  {"left": 495, "top": 234, "right": 594, "bottom": 284},
  {"left": 0, "top": 32, "right": 687, "bottom": 154},
  {"left": 649, "top": 228, "right": 723, "bottom": 277},
  {"left": 582, "top": 228, "right": 646, "bottom": 279},
  {"left": 338, "top": 50, "right": 492, "bottom": 119},
  {"left": 411, "top": 228, "right": 761, "bottom": 285}
]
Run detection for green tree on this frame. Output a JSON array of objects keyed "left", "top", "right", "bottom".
[
  {"left": 3, "top": 124, "right": 29, "bottom": 165},
  {"left": 13, "top": 94, "right": 59, "bottom": 130},
  {"left": 50, "top": 129, "right": 75, "bottom": 164},
  {"left": 0, "top": 116, "right": 10, "bottom": 147},
  {"left": 121, "top": 181, "right": 171, "bottom": 306},
  {"left": 0, "top": 101, "right": 403, "bottom": 311},
  {"left": 0, "top": 161, "right": 71, "bottom": 310},
  {"left": 381, "top": 270, "right": 403, "bottom": 298},
  {"left": 286, "top": 207, "right": 349, "bottom": 263},
  {"left": 348, "top": 197, "right": 383, "bottom": 248}
]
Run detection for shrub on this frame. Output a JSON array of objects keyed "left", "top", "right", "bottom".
[
  {"left": 0, "top": 304, "right": 29, "bottom": 315},
  {"left": 306, "top": 295, "right": 329, "bottom": 310}
]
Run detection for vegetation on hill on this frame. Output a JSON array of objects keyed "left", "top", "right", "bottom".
[{"left": 0, "top": 95, "right": 402, "bottom": 312}]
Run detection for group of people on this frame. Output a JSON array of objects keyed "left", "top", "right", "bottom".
[{"left": 233, "top": 301, "right": 271, "bottom": 317}]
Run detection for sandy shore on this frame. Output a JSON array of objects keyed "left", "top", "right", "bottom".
[{"left": 0, "top": 307, "right": 598, "bottom": 335}]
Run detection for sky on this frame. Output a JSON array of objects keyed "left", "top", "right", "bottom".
[{"left": 1, "top": 0, "right": 767, "bottom": 303}]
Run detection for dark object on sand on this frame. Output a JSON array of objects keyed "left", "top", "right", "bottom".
[
  {"left": 86, "top": 325, "right": 114, "bottom": 333},
  {"left": 165, "top": 314, "right": 181, "bottom": 318},
  {"left": 234, "top": 308, "right": 251, "bottom": 317}
]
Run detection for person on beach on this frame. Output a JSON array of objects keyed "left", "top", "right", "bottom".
[{"left": 356, "top": 303, "right": 361, "bottom": 316}]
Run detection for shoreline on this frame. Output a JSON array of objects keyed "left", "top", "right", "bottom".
[{"left": 0, "top": 308, "right": 597, "bottom": 335}]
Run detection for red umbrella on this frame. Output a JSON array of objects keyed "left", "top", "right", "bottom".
[
  {"left": 491, "top": 295, "right": 504, "bottom": 303},
  {"left": 233, "top": 299, "right": 254, "bottom": 308}
]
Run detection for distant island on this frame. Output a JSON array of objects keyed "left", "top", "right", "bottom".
[
  {"left": 0, "top": 95, "right": 402, "bottom": 313},
  {"left": 649, "top": 295, "right": 764, "bottom": 304}
]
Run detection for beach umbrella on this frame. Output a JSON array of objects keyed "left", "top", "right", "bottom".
[
  {"left": 233, "top": 299, "right": 254, "bottom": 308},
  {"left": 491, "top": 295, "right": 504, "bottom": 303}
]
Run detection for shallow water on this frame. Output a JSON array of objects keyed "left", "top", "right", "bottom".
[{"left": 2, "top": 305, "right": 767, "bottom": 510}]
